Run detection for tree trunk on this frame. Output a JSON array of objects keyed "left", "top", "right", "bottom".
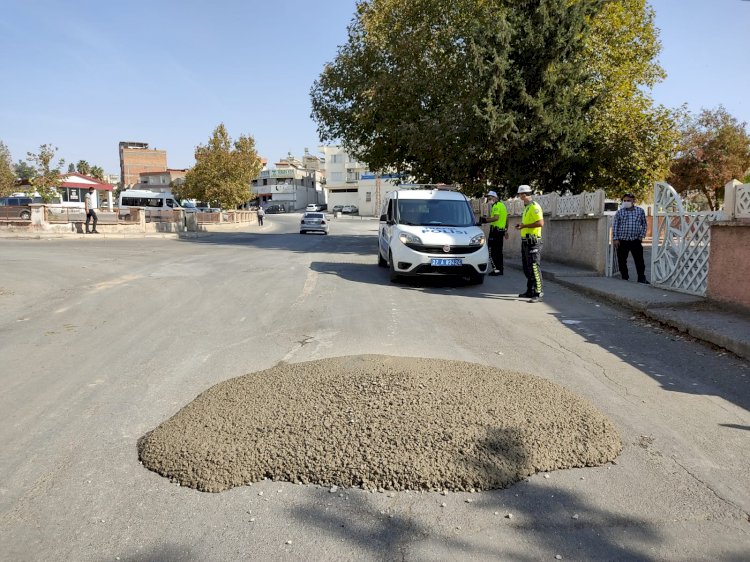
[{"left": 701, "top": 186, "right": 716, "bottom": 211}]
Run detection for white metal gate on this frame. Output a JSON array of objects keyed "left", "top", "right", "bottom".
[{"left": 651, "top": 182, "right": 725, "bottom": 296}]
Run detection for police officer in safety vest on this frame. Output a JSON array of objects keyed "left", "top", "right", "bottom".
[
  {"left": 482, "top": 191, "right": 509, "bottom": 276},
  {"left": 514, "top": 185, "right": 544, "bottom": 302}
]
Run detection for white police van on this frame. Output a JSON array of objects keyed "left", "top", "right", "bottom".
[{"left": 378, "top": 189, "right": 489, "bottom": 284}]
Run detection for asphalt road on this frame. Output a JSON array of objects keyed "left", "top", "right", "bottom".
[{"left": 1, "top": 214, "right": 749, "bottom": 561}]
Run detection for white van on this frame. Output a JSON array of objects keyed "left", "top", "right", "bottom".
[
  {"left": 118, "top": 190, "right": 183, "bottom": 214},
  {"left": 378, "top": 189, "right": 489, "bottom": 284}
]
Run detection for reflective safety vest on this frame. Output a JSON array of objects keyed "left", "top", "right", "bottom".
[
  {"left": 520, "top": 201, "right": 543, "bottom": 238},
  {"left": 490, "top": 201, "right": 507, "bottom": 229}
]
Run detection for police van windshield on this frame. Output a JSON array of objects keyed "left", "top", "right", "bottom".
[{"left": 396, "top": 199, "right": 475, "bottom": 227}]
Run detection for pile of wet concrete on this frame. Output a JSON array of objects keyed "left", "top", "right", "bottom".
[{"left": 138, "top": 355, "right": 621, "bottom": 493}]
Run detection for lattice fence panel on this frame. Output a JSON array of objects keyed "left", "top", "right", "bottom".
[
  {"left": 651, "top": 182, "right": 726, "bottom": 296},
  {"left": 584, "top": 191, "right": 604, "bottom": 215},
  {"left": 556, "top": 194, "right": 581, "bottom": 216},
  {"left": 736, "top": 184, "right": 750, "bottom": 218}
]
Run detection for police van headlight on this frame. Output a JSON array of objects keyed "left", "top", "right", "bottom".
[
  {"left": 470, "top": 233, "right": 486, "bottom": 246},
  {"left": 399, "top": 232, "right": 423, "bottom": 245}
]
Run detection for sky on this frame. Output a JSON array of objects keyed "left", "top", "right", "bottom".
[{"left": 1, "top": 0, "right": 748, "bottom": 177}]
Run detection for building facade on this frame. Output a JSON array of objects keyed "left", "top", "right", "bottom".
[
  {"left": 318, "top": 145, "right": 373, "bottom": 213},
  {"left": 58, "top": 173, "right": 114, "bottom": 209},
  {"left": 119, "top": 141, "right": 167, "bottom": 188},
  {"left": 251, "top": 151, "right": 323, "bottom": 212},
  {"left": 135, "top": 169, "right": 188, "bottom": 193}
]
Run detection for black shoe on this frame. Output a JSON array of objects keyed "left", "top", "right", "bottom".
[
  {"left": 638, "top": 279, "right": 650, "bottom": 285},
  {"left": 85, "top": 231, "right": 90, "bottom": 234},
  {"left": 488, "top": 270, "right": 500, "bottom": 277},
  {"left": 529, "top": 296, "right": 542, "bottom": 303},
  {"left": 518, "top": 291, "right": 533, "bottom": 298},
  {"left": 621, "top": 276, "right": 629, "bottom": 281},
  {"left": 92, "top": 230, "right": 100, "bottom": 234}
]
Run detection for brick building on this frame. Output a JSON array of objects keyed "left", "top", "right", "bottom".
[{"left": 119, "top": 141, "right": 167, "bottom": 188}]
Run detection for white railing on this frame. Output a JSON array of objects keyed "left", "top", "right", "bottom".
[
  {"left": 651, "top": 182, "right": 726, "bottom": 296},
  {"left": 504, "top": 189, "right": 606, "bottom": 217},
  {"left": 724, "top": 180, "right": 750, "bottom": 219}
]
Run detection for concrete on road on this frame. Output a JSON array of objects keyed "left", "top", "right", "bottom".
[{"left": 1, "top": 213, "right": 749, "bottom": 561}]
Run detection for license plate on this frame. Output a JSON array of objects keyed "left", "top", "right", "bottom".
[{"left": 431, "top": 258, "right": 462, "bottom": 266}]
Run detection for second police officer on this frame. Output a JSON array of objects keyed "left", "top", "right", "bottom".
[
  {"left": 484, "top": 190, "right": 509, "bottom": 276},
  {"left": 514, "top": 184, "right": 544, "bottom": 302}
]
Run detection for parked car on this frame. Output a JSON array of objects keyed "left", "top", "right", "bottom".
[
  {"left": 300, "top": 212, "right": 329, "bottom": 235},
  {"left": 264, "top": 204, "right": 286, "bottom": 214},
  {"left": 0, "top": 196, "right": 38, "bottom": 220},
  {"left": 342, "top": 205, "right": 359, "bottom": 214},
  {"left": 180, "top": 201, "right": 200, "bottom": 213},
  {"left": 378, "top": 189, "right": 488, "bottom": 284},
  {"left": 306, "top": 203, "right": 321, "bottom": 212},
  {"left": 332, "top": 205, "right": 344, "bottom": 213}
]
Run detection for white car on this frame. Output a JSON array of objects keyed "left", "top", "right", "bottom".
[
  {"left": 306, "top": 204, "right": 321, "bottom": 212},
  {"left": 300, "top": 212, "right": 329, "bottom": 235},
  {"left": 378, "top": 189, "right": 488, "bottom": 284}
]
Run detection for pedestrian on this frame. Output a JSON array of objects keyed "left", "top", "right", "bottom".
[
  {"left": 514, "top": 185, "right": 544, "bottom": 302},
  {"left": 85, "top": 187, "right": 99, "bottom": 234},
  {"left": 257, "top": 205, "right": 265, "bottom": 226},
  {"left": 482, "top": 191, "right": 509, "bottom": 276},
  {"left": 612, "top": 193, "right": 649, "bottom": 284}
]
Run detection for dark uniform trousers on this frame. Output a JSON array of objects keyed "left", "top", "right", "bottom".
[
  {"left": 488, "top": 227, "right": 505, "bottom": 273},
  {"left": 521, "top": 236, "right": 543, "bottom": 296},
  {"left": 616, "top": 239, "right": 646, "bottom": 281}
]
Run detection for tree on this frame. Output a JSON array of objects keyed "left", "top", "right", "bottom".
[
  {"left": 311, "top": 0, "right": 680, "bottom": 198},
  {"left": 14, "top": 160, "right": 37, "bottom": 182},
  {"left": 311, "top": 0, "right": 604, "bottom": 196},
  {"left": 76, "top": 160, "right": 91, "bottom": 176},
  {"left": 27, "top": 144, "right": 65, "bottom": 202},
  {"left": 568, "top": 0, "right": 682, "bottom": 199},
  {"left": 0, "top": 142, "right": 16, "bottom": 197},
  {"left": 180, "top": 124, "right": 263, "bottom": 209},
  {"left": 67, "top": 163, "right": 75, "bottom": 173},
  {"left": 89, "top": 166, "right": 104, "bottom": 181},
  {"left": 667, "top": 106, "right": 750, "bottom": 211}
]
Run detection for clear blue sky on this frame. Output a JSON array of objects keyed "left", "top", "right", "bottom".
[{"left": 1, "top": 0, "right": 748, "bottom": 176}]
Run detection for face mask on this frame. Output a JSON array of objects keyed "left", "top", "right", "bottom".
[{"left": 622, "top": 201, "right": 633, "bottom": 209}]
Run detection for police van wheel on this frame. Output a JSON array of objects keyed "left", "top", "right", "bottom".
[
  {"left": 378, "top": 251, "right": 388, "bottom": 268},
  {"left": 389, "top": 253, "right": 400, "bottom": 283}
]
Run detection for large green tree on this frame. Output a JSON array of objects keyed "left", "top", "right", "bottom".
[
  {"left": 311, "top": 0, "right": 603, "bottom": 196},
  {"left": 570, "top": 0, "right": 681, "bottom": 199},
  {"left": 180, "top": 124, "right": 263, "bottom": 209},
  {"left": 667, "top": 106, "right": 750, "bottom": 211},
  {"left": 0, "top": 142, "right": 16, "bottom": 197},
  {"left": 27, "top": 144, "right": 65, "bottom": 202},
  {"left": 311, "top": 0, "right": 678, "bottom": 198}
]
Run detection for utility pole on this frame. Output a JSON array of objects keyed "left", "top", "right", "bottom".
[{"left": 374, "top": 172, "right": 381, "bottom": 216}]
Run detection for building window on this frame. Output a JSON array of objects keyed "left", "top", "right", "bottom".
[
  {"left": 366, "top": 192, "right": 371, "bottom": 202},
  {"left": 330, "top": 172, "right": 344, "bottom": 182},
  {"left": 330, "top": 154, "right": 341, "bottom": 164}
]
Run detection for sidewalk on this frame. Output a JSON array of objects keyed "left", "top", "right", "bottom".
[{"left": 524, "top": 260, "right": 750, "bottom": 361}]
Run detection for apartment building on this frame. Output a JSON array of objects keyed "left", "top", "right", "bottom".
[
  {"left": 119, "top": 141, "right": 167, "bottom": 188},
  {"left": 318, "top": 145, "right": 372, "bottom": 213},
  {"left": 136, "top": 169, "right": 188, "bottom": 193},
  {"left": 251, "top": 150, "right": 323, "bottom": 211}
]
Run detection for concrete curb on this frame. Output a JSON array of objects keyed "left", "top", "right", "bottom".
[{"left": 534, "top": 267, "right": 750, "bottom": 360}]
